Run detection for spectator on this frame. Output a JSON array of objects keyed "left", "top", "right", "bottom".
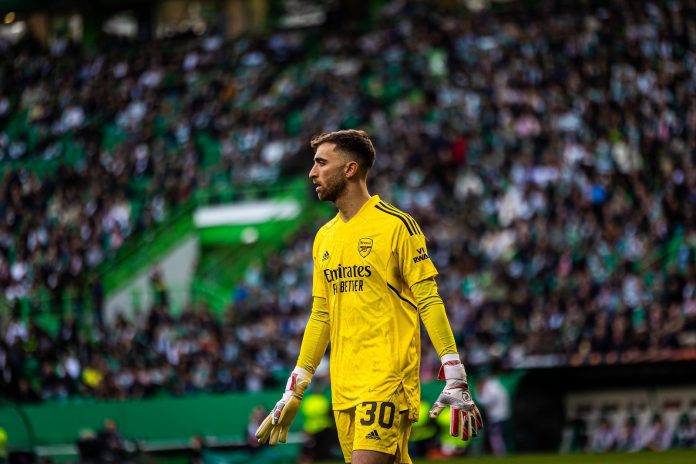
[
  {"left": 247, "top": 406, "right": 267, "bottom": 450},
  {"left": 90, "top": 276, "right": 104, "bottom": 331},
  {"left": 299, "top": 391, "right": 336, "bottom": 462},
  {"left": 188, "top": 434, "right": 205, "bottom": 464},
  {"left": 673, "top": 413, "right": 696, "bottom": 448},
  {"left": 616, "top": 416, "right": 642, "bottom": 452},
  {"left": 476, "top": 365, "right": 511, "bottom": 456},
  {"left": 96, "top": 418, "right": 127, "bottom": 462},
  {"left": 641, "top": 413, "right": 674, "bottom": 451},
  {"left": 149, "top": 266, "right": 169, "bottom": 308},
  {"left": 589, "top": 417, "right": 617, "bottom": 453},
  {"left": 76, "top": 429, "right": 100, "bottom": 464}
]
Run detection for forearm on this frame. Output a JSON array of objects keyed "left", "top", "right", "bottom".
[
  {"left": 412, "top": 277, "right": 458, "bottom": 358},
  {"left": 296, "top": 296, "right": 330, "bottom": 374},
  {"left": 422, "top": 276, "right": 482, "bottom": 440}
]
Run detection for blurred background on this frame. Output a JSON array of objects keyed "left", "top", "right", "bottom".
[{"left": 0, "top": 0, "right": 695, "bottom": 462}]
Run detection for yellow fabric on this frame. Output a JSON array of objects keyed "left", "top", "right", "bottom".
[
  {"left": 412, "top": 278, "right": 457, "bottom": 358},
  {"left": 334, "top": 391, "right": 412, "bottom": 464},
  {"left": 0, "top": 426, "right": 7, "bottom": 458},
  {"left": 82, "top": 368, "right": 103, "bottom": 388},
  {"left": 301, "top": 393, "right": 333, "bottom": 434},
  {"left": 312, "top": 195, "right": 438, "bottom": 421},
  {"left": 296, "top": 296, "right": 330, "bottom": 374}
]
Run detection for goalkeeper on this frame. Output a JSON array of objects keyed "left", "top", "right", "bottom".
[{"left": 256, "top": 130, "right": 483, "bottom": 464}]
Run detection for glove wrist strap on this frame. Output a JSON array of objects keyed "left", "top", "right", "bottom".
[
  {"left": 281, "top": 366, "right": 312, "bottom": 401},
  {"left": 438, "top": 354, "right": 468, "bottom": 385}
]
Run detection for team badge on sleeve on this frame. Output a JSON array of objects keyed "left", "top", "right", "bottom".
[{"left": 358, "top": 238, "right": 373, "bottom": 257}]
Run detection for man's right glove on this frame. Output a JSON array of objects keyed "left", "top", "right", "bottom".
[
  {"left": 428, "top": 355, "right": 483, "bottom": 441},
  {"left": 255, "top": 367, "right": 311, "bottom": 445}
]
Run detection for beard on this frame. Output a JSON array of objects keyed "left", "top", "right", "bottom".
[{"left": 318, "top": 171, "right": 348, "bottom": 203}]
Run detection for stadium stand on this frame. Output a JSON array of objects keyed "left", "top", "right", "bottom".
[
  {"left": 1, "top": 0, "right": 695, "bottom": 396},
  {"left": 1, "top": 0, "right": 696, "bottom": 459}
]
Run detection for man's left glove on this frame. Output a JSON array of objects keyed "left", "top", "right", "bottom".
[
  {"left": 255, "top": 367, "right": 311, "bottom": 445},
  {"left": 428, "top": 355, "right": 483, "bottom": 441}
]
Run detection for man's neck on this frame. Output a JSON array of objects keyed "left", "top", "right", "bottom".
[{"left": 335, "top": 184, "right": 371, "bottom": 222}]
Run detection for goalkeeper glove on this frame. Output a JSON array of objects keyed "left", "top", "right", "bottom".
[
  {"left": 255, "top": 367, "right": 311, "bottom": 445},
  {"left": 428, "top": 354, "right": 483, "bottom": 441}
]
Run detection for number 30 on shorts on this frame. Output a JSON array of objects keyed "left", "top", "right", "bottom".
[{"left": 360, "top": 401, "right": 396, "bottom": 429}]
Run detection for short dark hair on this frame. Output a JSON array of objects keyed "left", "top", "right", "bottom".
[{"left": 310, "top": 129, "right": 376, "bottom": 174}]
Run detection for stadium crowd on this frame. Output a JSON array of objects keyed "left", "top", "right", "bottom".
[
  {"left": 0, "top": 0, "right": 695, "bottom": 421},
  {"left": 566, "top": 410, "right": 696, "bottom": 454},
  {"left": 0, "top": 26, "right": 304, "bottom": 303}
]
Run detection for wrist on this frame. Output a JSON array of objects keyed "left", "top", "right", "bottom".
[
  {"left": 438, "top": 354, "right": 468, "bottom": 384},
  {"left": 282, "top": 366, "right": 312, "bottom": 400},
  {"left": 291, "top": 366, "right": 312, "bottom": 382},
  {"left": 441, "top": 353, "right": 460, "bottom": 364}
]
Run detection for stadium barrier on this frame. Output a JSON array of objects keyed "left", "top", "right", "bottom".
[
  {"left": 514, "top": 361, "right": 696, "bottom": 452},
  {"left": 0, "top": 378, "right": 509, "bottom": 456}
]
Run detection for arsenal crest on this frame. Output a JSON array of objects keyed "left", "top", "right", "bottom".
[{"left": 358, "top": 238, "right": 373, "bottom": 257}]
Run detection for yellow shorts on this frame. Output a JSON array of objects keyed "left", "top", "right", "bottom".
[{"left": 334, "top": 394, "right": 412, "bottom": 464}]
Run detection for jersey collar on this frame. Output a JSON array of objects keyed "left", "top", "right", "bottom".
[{"left": 338, "top": 194, "right": 381, "bottom": 224}]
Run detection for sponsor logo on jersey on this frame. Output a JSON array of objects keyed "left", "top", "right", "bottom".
[
  {"left": 412, "top": 246, "right": 430, "bottom": 263},
  {"left": 323, "top": 264, "right": 372, "bottom": 294},
  {"left": 321, "top": 250, "right": 330, "bottom": 261},
  {"left": 365, "top": 430, "right": 381, "bottom": 440},
  {"left": 358, "top": 238, "right": 373, "bottom": 257},
  {"left": 323, "top": 264, "right": 372, "bottom": 282}
]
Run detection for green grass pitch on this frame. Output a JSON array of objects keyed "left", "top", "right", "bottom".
[
  {"left": 404, "top": 450, "right": 696, "bottom": 464},
  {"left": 318, "top": 450, "right": 696, "bottom": 464}
]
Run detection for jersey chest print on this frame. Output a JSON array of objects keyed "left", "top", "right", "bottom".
[{"left": 322, "top": 234, "right": 379, "bottom": 296}]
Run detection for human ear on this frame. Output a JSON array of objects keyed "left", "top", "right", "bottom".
[{"left": 344, "top": 161, "right": 360, "bottom": 179}]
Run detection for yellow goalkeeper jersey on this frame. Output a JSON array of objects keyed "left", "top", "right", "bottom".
[{"left": 312, "top": 195, "right": 438, "bottom": 420}]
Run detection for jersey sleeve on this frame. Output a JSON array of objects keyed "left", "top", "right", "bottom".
[
  {"left": 312, "top": 229, "right": 328, "bottom": 298},
  {"left": 412, "top": 278, "right": 457, "bottom": 358},
  {"left": 395, "top": 218, "right": 438, "bottom": 288},
  {"left": 296, "top": 296, "right": 330, "bottom": 374}
]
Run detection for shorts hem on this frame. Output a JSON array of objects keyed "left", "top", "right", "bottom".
[{"left": 353, "top": 443, "right": 398, "bottom": 456}]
